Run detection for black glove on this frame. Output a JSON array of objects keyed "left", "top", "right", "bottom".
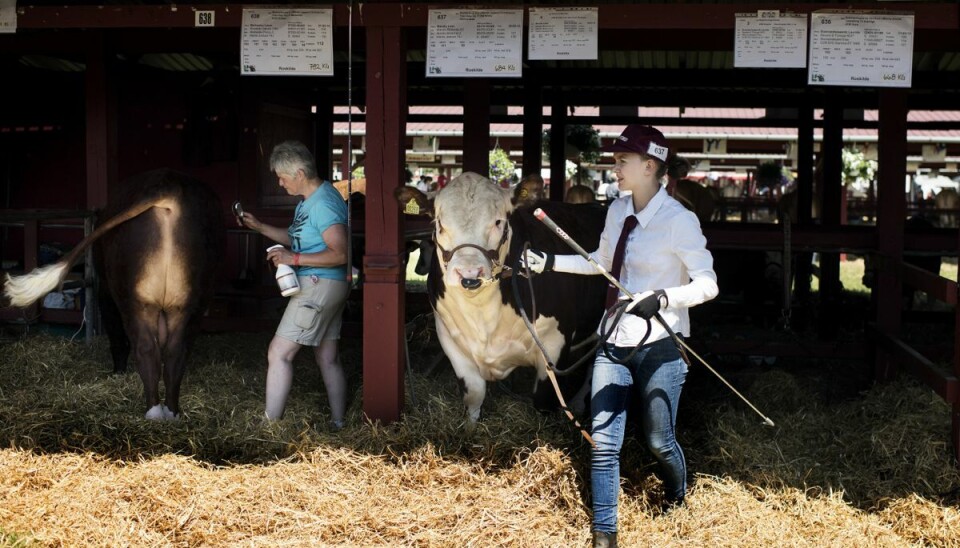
[
  {"left": 522, "top": 249, "right": 554, "bottom": 274},
  {"left": 626, "top": 289, "right": 668, "bottom": 320}
]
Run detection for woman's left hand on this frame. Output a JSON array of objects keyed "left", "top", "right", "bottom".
[{"left": 267, "top": 247, "right": 295, "bottom": 267}]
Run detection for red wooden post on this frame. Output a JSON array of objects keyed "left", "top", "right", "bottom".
[
  {"left": 794, "top": 103, "right": 814, "bottom": 305},
  {"left": 85, "top": 31, "right": 116, "bottom": 209},
  {"left": 875, "top": 89, "right": 907, "bottom": 382},
  {"left": 362, "top": 24, "right": 407, "bottom": 423},
  {"left": 549, "top": 94, "right": 567, "bottom": 202},
  {"left": 522, "top": 84, "right": 543, "bottom": 177},
  {"left": 463, "top": 80, "right": 491, "bottom": 177},
  {"left": 819, "top": 100, "right": 843, "bottom": 339}
]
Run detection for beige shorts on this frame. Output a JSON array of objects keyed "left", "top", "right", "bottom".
[{"left": 276, "top": 276, "right": 350, "bottom": 346}]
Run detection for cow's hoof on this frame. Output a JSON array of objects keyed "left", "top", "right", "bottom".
[
  {"left": 161, "top": 405, "right": 180, "bottom": 420},
  {"left": 145, "top": 404, "right": 167, "bottom": 420},
  {"left": 145, "top": 404, "right": 179, "bottom": 421}
]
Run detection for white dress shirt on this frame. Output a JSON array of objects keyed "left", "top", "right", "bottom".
[{"left": 554, "top": 186, "right": 718, "bottom": 346}]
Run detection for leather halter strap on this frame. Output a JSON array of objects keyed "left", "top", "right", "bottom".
[{"left": 435, "top": 222, "right": 510, "bottom": 273}]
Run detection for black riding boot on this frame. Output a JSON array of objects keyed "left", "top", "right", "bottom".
[{"left": 593, "top": 531, "right": 617, "bottom": 548}]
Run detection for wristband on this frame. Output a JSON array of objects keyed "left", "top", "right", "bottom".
[{"left": 293, "top": 253, "right": 301, "bottom": 266}]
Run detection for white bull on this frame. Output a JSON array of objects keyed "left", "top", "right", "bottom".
[{"left": 396, "top": 172, "right": 608, "bottom": 423}]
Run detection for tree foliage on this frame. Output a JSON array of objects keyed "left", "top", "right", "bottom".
[
  {"left": 542, "top": 124, "right": 601, "bottom": 164},
  {"left": 841, "top": 147, "right": 877, "bottom": 188}
]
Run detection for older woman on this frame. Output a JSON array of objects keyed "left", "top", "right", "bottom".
[{"left": 238, "top": 140, "right": 350, "bottom": 430}]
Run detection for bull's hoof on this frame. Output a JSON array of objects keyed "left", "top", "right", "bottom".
[
  {"left": 145, "top": 404, "right": 179, "bottom": 421},
  {"left": 461, "top": 278, "right": 482, "bottom": 290}
]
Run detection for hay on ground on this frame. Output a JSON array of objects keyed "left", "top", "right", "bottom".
[{"left": 0, "top": 333, "right": 958, "bottom": 546}]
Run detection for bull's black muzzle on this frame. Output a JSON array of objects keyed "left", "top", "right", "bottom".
[{"left": 461, "top": 278, "right": 482, "bottom": 290}]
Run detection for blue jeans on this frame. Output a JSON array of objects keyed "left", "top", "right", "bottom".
[{"left": 591, "top": 337, "right": 688, "bottom": 533}]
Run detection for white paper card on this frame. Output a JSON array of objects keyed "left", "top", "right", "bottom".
[
  {"left": 808, "top": 11, "right": 914, "bottom": 88},
  {"left": 241, "top": 8, "right": 333, "bottom": 76},
  {"left": 426, "top": 9, "right": 523, "bottom": 78},
  {"left": 0, "top": 0, "right": 17, "bottom": 34},
  {"left": 734, "top": 11, "right": 807, "bottom": 68},
  {"left": 528, "top": 7, "right": 598, "bottom": 61}
]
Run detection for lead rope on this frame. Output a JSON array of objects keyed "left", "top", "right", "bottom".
[
  {"left": 513, "top": 242, "right": 596, "bottom": 448},
  {"left": 509, "top": 238, "right": 650, "bottom": 448}
]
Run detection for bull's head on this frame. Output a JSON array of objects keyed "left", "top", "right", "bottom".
[{"left": 396, "top": 172, "right": 513, "bottom": 292}]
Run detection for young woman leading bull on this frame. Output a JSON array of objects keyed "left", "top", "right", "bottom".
[
  {"left": 237, "top": 141, "right": 350, "bottom": 430},
  {"left": 523, "top": 125, "right": 718, "bottom": 548}
]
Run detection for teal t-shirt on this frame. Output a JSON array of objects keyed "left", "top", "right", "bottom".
[{"left": 288, "top": 182, "right": 348, "bottom": 281}]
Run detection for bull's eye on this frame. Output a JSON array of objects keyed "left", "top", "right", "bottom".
[{"left": 495, "top": 219, "right": 503, "bottom": 228}]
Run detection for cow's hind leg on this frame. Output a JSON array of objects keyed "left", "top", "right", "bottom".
[
  {"left": 160, "top": 309, "right": 194, "bottom": 419},
  {"left": 127, "top": 306, "right": 168, "bottom": 420}
]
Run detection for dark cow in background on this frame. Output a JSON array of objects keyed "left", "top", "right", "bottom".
[
  {"left": 396, "top": 172, "right": 608, "bottom": 423},
  {"left": 5, "top": 170, "right": 224, "bottom": 420}
]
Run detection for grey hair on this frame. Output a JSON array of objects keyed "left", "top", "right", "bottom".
[{"left": 269, "top": 140, "right": 318, "bottom": 180}]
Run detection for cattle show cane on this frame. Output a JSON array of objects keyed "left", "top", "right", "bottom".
[{"left": 533, "top": 208, "right": 776, "bottom": 428}]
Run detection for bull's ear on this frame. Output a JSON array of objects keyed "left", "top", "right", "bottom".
[{"left": 394, "top": 186, "right": 433, "bottom": 217}]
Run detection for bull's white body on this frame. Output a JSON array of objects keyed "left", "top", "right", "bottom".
[
  {"left": 434, "top": 282, "right": 564, "bottom": 422},
  {"left": 419, "top": 172, "right": 591, "bottom": 423}
]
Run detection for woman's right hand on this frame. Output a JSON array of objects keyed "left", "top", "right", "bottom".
[{"left": 238, "top": 211, "right": 262, "bottom": 232}]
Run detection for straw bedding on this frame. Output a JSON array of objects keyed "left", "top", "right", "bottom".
[{"left": 0, "top": 332, "right": 958, "bottom": 546}]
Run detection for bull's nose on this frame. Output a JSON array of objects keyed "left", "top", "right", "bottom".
[{"left": 461, "top": 278, "right": 482, "bottom": 290}]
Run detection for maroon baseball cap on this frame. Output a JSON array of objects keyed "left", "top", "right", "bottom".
[{"left": 601, "top": 124, "right": 670, "bottom": 161}]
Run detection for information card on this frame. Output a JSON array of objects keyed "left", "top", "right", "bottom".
[
  {"left": 426, "top": 9, "right": 523, "bottom": 78},
  {"left": 528, "top": 7, "right": 598, "bottom": 61},
  {"left": 241, "top": 8, "right": 333, "bottom": 76},
  {"left": 0, "top": 0, "right": 16, "bottom": 34},
  {"left": 734, "top": 11, "right": 807, "bottom": 68},
  {"left": 808, "top": 11, "right": 914, "bottom": 88}
]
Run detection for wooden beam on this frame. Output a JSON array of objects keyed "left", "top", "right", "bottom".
[
  {"left": 522, "top": 84, "right": 543, "bottom": 176},
  {"left": 462, "top": 80, "right": 491, "bottom": 177},
  {"left": 13, "top": 4, "right": 959, "bottom": 31},
  {"left": 875, "top": 89, "right": 908, "bottom": 382},
  {"left": 84, "top": 31, "right": 116, "bottom": 209},
  {"left": 873, "top": 328, "right": 958, "bottom": 403},
  {"left": 362, "top": 24, "right": 407, "bottom": 424},
  {"left": 549, "top": 95, "right": 567, "bottom": 202}
]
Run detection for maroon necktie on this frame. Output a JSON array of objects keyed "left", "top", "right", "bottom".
[{"left": 605, "top": 215, "right": 639, "bottom": 308}]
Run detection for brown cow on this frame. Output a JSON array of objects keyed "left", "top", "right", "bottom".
[
  {"left": 512, "top": 173, "right": 546, "bottom": 208},
  {"left": 333, "top": 178, "right": 366, "bottom": 200},
  {"left": 673, "top": 179, "right": 718, "bottom": 224},
  {"left": 4, "top": 170, "right": 224, "bottom": 420}
]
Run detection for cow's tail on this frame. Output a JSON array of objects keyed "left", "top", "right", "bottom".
[{"left": 4, "top": 198, "right": 163, "bottom": 308}]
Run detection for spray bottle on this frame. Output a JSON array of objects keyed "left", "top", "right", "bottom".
[{"left": 266, "top": 244, "right": 300, "bottom": 297}]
